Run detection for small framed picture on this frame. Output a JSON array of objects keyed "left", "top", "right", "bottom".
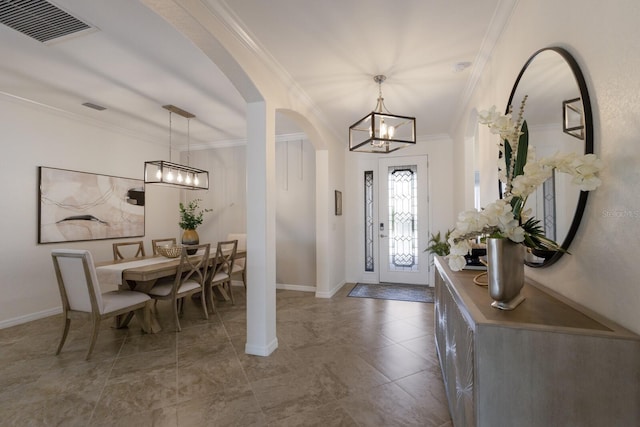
[{"left": 335, "top": 190, "right": 342, "bottom": 216}]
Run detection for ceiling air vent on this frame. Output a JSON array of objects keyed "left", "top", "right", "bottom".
[{"left": 0, "top": 0, "right": 91, "bottom": 43}]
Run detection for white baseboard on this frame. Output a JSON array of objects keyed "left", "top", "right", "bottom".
[
  {"left": 245, "top": 337, "right": 279, "bottom": 356},
  {"left": 315, "top": 280, "right": 346, "bottom": 298},
  {"left": 0, "top": 306, "right": 62, "bottom": 330},
  {"left": 230, "top": 281, "right": 317, "bottom": 293},
  {"left": 276, "top": 283, "right": 316, "bottom": 292}
]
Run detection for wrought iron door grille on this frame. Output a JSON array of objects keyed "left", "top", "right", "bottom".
[
  {"left": 364, "top": 171, "right": 374, "bottom": 272},
  {"left": 387, "top": 165, "right": 418, "bottom": 272}
]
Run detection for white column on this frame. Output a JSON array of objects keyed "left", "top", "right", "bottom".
[
  {"left": 314, "top": 150, "right": 331, "bottom": 297},
  {"left": 245, "top": 101, "right": 278, "bottom": 356}
]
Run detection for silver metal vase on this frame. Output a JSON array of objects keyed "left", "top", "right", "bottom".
[{"left": 486, "top": 238, "right": 526, "bottom": 310}]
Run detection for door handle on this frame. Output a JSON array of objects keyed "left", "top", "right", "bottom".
[{"left": 380, "top": 234, "right": 388, "bottom": 238}]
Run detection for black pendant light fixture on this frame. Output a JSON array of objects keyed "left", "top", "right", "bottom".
[
  {"left": 144, "top": 105, "right": 209, "bottom": 190},
  {"left": 349, "top": 75, "right": 416, "bottom": 153}
]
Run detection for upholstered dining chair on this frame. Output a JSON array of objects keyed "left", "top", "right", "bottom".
[
  {"left": 147, "top": 243, "right": 210, "bottom": 331},
  {"left": 226, "top": 233, "right": 246, "bottom": 289},
  {"left": 151, "top": 237, "right": 177, "bottom": 255},
  {"left": 112, "top": 241, "right": 146, "bottom": 260},
  {"left": 51, "top": 249, "right": 151, "bottom": 360},
  {"left": 207, "top": 240, "right": 237, "bottom": 311}
]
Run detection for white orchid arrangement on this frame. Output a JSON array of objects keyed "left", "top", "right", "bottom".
[{"left": 447, "top": 96, "right": 604, "bottom": 271}]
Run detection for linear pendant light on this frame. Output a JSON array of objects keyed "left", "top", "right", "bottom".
[
  {"left": 349, "top": 75, "right": 416, "bottom": 153},
  {"left": 144, "top": 105, "right": 209, "bottom": 190}
]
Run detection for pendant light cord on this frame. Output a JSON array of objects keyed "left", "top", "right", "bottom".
[
  {"left": 187, "top": 118, "right": 191, "bottom": 166},
  {"left": 168, "top": 111, "right": 173, "bottom": 161}
]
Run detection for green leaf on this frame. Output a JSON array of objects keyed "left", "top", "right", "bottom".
[
  {"left": 513, "top": 120, "right": 529, "bottom": 178},
  {"left": 520, "top": 216, "right": 567, "bottom": 253},
  {"left": 503, "top": 138, "right": 512, "bottom": 179},
  {"left": 510, "top": 195, "right": 525, "bottom": 221}
]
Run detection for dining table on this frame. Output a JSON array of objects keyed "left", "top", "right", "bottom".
[{"left": 95, "top": 247, "right": 245, "bottom": 333}]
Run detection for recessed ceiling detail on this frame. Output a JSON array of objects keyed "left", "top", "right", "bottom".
[{"left": 0, "top": 0, "right": 91, "bottom": 43}]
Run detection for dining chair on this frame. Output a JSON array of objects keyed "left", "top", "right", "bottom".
[
  {"left": 151, "top": 237, "right": 177, "bottom": 255},
  {"left": 112, "top": 241, "right": 146, "bottom": 260},
  {"left": 51, "top": 249, "right": 151, "bottom": 360},
  {"left": 226, "top": 233, "right": 246, "bottom": 290},
  {"left": 147, "top": 243, "right": 210, "bottom": 331},
  {"left": 207, "top": 240, "right": 238, "bottom": 311}
]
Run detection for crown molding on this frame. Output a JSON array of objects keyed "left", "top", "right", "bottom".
[
  {"left": 450, "top": 0, "right": 520, "bottom": 136},
  {"left": 0, "top": 90, "right": 165, "bottom": 146},
  {"left": 201, "top": 0, "right": 342, "bottom": 144},
  {"left": 188, "top": 131, "right": 308, "bottom": 151}
]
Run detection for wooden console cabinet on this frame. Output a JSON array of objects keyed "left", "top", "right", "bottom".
[{"left": 434, "top": 256, "right": 640, "bottom": 427}]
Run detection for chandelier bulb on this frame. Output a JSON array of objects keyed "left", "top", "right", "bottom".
[
  {"left": 176, "top": 172, "right": 183, "bottom": 183},
  {"left": 194, "top": 176, "right": 200, "bottom": 186},
  {"left": 155, "top": 169, "right": 162, "bottom": 179},
  {"left": 380, "top": 121, "right": 388, "bottom": 138},
  {"left": 185, "top": 174, "right": 192, "bottom": 185},
  {"left": 166, "top": 170, "right": 174, "bottom": 182}
]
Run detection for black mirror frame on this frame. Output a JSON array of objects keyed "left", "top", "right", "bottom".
[{"left": 505, "top": 47, "right": 593, "bottom": 268}]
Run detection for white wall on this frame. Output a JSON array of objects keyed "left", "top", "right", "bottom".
[
  {"left": 0, "top": 94, "right": 324, "bottom": 328},
  {"left": 185, "top": 139, "right": 317, "bottom": 289},
  {"left": 344, "top": 135, "right": 455, "bottom": 285},
  {"left": 276, "top": 139, "right": 316, "bottom": 288},
  {"left": 451, "top": 0, "right": 640, "bottom": 334},
  {"left": 183, "top": 145, "right": 248, "bottom": 244},
  {"left": 0, "top": 95, "right": 179, "bottom": 327}
]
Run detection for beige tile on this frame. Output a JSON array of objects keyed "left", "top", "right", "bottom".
[
  {"left": 0, "top": 392, "right": 96, "bottom": 427},
  {"left": 310, "top": 352, "right": 391, "bottom": 399},
  {"left": 119, "top": 330, "right": 177, "bottom": 356},
  {"left": 272, "top": 401, "right": 359, "bottom": 426},
  {"left": 339, "top": 381, "right": 450, "bottom": 427},
  {"left": 250, "top": 369, "right": 336, "bottom": 423},
  {"left": 357, "top": 343, "right": 431, "bottom": 381},
  {"left": 92, "top": 364, "right": 178, "bottom": 419},
  {"left": 92, "top": 405, "right": 179, "bottom": 427},
  {"left": 177, "top": 353, "right": 249, "bottom": 403},
  {"left": 236, "top": 343, "right": 306, "bottom": 382},
  {"left": 0, "top": 283, "right": 451, "bottom": 426},
  {"left": 177, "top": 391, "right": 266, "bottom": 427},
  {"left": 398, "top": 334, "right": 441, "bottom": 368},
  {"left": 394, "top": 370, "right": 451, "bottom": 422},
  {"left": 378, "top": 318, "right": 429, "bottom": 343}
]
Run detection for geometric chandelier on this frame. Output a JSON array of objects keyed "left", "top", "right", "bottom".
[
  {"left": 349, "top": 75, "right": 416, "bottom": 153},
  {"left": 144, "top": 105, "right": 209, "bottom": 190}
]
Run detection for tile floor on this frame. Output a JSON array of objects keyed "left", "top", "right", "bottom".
[{"left": 0, "top": 284, "right": 452, "bottom": 426}]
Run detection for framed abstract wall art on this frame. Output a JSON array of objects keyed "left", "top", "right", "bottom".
[{"left": 38, "top": 166, "right": 145, "bottom": 243}]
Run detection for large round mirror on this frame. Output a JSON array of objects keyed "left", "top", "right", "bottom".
[{"left": 506, "top": 47, "right": 593, "bottom": 267}]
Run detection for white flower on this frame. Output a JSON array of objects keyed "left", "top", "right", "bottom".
[
  {"left": 541, "top": 152, "right": 604, "bottom": 191},
  {"left": 572, "top": 174, "right": 602, "bottom": 191},
  {"left": 478, "top": 106, "right": 519, "bottom": 142},
  {"left": 449, "top": 238, "right": 472, "bottom": 256},
  {"left": 478, "top": 106, "right": 502, "bottom": 125},
  {"left": 454, "top": 210, "right": 489, "bottom": 235},
  {"left": 445, "top": 103, "right": 603, "bottom": 272},
  {"left": 511, "top": 160, "right": 553, "bottom": 198},
  {"left": 447, "top": 255, "right": 467, "bottom": 271}
]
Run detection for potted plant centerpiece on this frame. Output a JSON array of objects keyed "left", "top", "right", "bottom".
[
  {"left": 447, "top": 97, "right": 603, "bottom": 310},
  {"left": 179, "top": 199, "right": 211, "bottom": 254}
]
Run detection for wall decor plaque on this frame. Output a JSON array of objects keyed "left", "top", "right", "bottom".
[{"left": 38, "top": 166, "right": 145, "bottom": 243}]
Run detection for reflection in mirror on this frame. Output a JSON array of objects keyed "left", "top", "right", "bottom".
[{"left": 506, "top": 47, "right": 593, "bottom": 267}]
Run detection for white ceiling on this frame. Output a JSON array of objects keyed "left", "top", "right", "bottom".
[{"left": 0, "top": 0, "right": 510, "bottom": 150}]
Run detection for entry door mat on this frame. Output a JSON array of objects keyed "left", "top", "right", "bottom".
[{"left": 348, "top": 283, "right": 434, "bottom": 303}]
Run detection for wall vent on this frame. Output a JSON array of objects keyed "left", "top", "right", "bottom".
[
  {"left": 0, "top": 0, "right": 91, "bottom": 43},
  {"left": 82, "top": 102, "right": 106, "bottom": 111}
]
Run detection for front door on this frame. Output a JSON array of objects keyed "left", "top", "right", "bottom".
[{"left": 378, "top": 156, "right": 429, "bottom": 285}]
